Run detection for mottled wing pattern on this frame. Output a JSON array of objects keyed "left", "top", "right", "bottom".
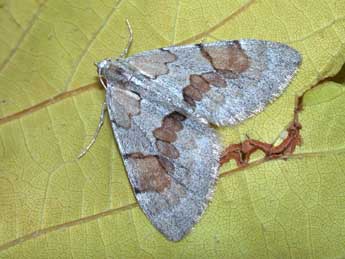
[
  {"left": 105, "top": 85, "right": 220, "bottom": 241},
  {"left": 125, "top": 39, "right": 301, "bottom": 126},
  {"left": 97, "top": 39, "right": 301, "bottom": 241}
]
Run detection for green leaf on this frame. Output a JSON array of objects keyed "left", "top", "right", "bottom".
[{"left": 1, "top": 0, "right": 345, "bottom": 258}]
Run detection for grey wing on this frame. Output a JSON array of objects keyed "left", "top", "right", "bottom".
[
  {"left": 106, "top": 85, "right": 220, "bottom": 241},
  {"left": 125, "top": 39, "right": 301, "bottom": 126}
]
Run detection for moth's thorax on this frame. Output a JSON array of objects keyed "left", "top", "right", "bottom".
[{"left": 97, "top": 58, "right": 134, "bottom": 87}]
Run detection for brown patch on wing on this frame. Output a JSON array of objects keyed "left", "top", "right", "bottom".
[
  {"left": 169, "top": 112, "right": 187, "bottom": 121},
  {"left": 128, "top": 154, "right": 171, "bottom": 193},
  {"left": 111, "top": 88, "right": 141, "bottom": 128},
  {"left": 158, "top": 156, "right": 175, "bottom": 172},
  {"left": 129, "top": 49, "right": 177, "bottom": 78},
  {"left": 162, "top": 116, "right": 183, "bottom": 132},
  {"left": 202, "top": 72, "right": 227, "bottom": 87},
  {"left": 182, "top": 72, "right": 228, "bottom": 106},
  {"left": 125, "top": 110, "right": 187, "bottom": 194},
  {"left": 190, "top": 75, "right": 210, "bottom": 93},
  {"left": 156, "top": 140, "right": 180, "bottom": 159},
  {"left": 153, "top": 111, "right": 187, "bottom": 159},
  {"left": 183, "top": 85, "right": 202, "bottom": 106},
  {"left": 200, "top": 41, "right": 250, "bottom": 75},
  {"left": 153, "top": 128, "right": 177, "bottom": 142}
]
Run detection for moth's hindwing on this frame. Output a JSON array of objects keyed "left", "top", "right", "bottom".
[
  {"left": 123, "top": 39, "right": 301, "bottom": 126},
  {"left": 106, "top": 86, "right": 220, "bottom": 241}
]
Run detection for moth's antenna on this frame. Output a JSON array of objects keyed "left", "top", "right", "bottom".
[
  {"left": 78, "top": 101, "right": 107, "bottom": 159},
  {"left": 119, "top": 19, "right": 133, "bottom": 58}
]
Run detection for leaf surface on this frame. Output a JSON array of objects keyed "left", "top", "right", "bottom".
[{"left": 1, "top": 0, "right": 345, "bottom": 258}]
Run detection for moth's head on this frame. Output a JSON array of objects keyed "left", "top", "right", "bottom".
[{"left": 94, "top": 59, "right": 110, "bottom": 89}]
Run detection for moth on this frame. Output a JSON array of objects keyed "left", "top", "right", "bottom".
[{"left": 81, "top": 23, "right": 301, "bottom": 241}]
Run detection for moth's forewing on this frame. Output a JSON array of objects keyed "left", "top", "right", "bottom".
[
  {"left": 126, "top": 40, "right": 301, "bottom": 126},
  {"left": 105, "top": 82, "right": 219, "bottom": 241}
]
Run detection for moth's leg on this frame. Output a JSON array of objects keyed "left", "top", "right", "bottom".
[
  {"left": 119, "top": 19, "right": 133, "bottom": 58},
  {"left": 78, "top": 102, "right": 107, "bottom": 159},
  {"left": 97, "top": 67, "right": 108, "bottom": 90}
]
